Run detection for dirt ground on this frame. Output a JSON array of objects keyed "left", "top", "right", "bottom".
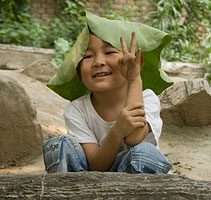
[
  {"left": 160, "top": 125, "right": 211, "bottom": 181},
  {"left": 0, "top": 69, "right": 211, "bottom": 181}
]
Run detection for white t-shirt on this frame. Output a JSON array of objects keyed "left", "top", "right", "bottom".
[{"left": 64, "top": 89, "right": 162, "bottom": 149}]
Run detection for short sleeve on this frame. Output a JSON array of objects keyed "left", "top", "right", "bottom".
[
  {"left": 64, "top": 103, "right": 98, "bottom": 144},
  {"left": 143, "top": 89, "right": 163, "bottom": 145}
]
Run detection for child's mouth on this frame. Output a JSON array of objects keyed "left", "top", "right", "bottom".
[{"left": 93, "top": 72, "right": 112, "bottom": 78}]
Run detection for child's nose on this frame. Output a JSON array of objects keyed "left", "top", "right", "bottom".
[{"left": 93, "top": 56, "right": 106, "bottom": 67}]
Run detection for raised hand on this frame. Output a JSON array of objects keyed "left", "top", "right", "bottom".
[{"left": 119, "top": 32, "right": 144, "bottom": 82}]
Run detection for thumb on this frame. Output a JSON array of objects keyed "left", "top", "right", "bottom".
[
  {"left": 118, "top": 57, "right": 123, "bottom": 66},
  {"left": 118, "top": 57, "right": 127, "bottom": 77}
]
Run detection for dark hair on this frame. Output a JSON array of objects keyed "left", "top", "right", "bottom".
[{"left": 76, "top": 61, "right": 82, "bottom": 80}]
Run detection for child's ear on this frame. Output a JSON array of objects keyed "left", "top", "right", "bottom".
[{"left": 140, "top": 56, "right": 144, "bottom": 71}]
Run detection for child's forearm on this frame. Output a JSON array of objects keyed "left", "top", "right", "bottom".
[
  {"left": 124, "top": 77, "right": 149, "bottom": 146},
  {"left": 87, "top": 127, "right": 123, "bottom": 171},
  {"left": 126, "top": 77, "right": 143, "bottom": 105}
]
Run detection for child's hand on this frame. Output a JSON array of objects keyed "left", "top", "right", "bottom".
[
  {"left": 119, "top": 32, "right": 144, "bottom": 82},
  {"left": 113, "top": 102, "right": 146, "bottom": 138}
]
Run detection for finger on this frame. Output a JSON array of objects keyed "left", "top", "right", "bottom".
[
  {"left": 136, "top": 48, "right": 141, "bottom": 59},
  {"left": 129, "top": 109, "right": 145, "bottom": 117},
  {"left": 132, "top": 116, "right": 146, "bottom": 123},
  {"left": 125, "top": 102, "right": 144, "bottom": 111},
  {"left": 135, "top": 47, "right": 141, "bottom": 61},
  {"left": 120, "top": 36, "right": 128, "bottom": 54},
  {"left": 129, "top": 32, "right": 136, "bottom": 53},
  {"left": 140, "top": 56, "right": 144, "bottom": 71},
  {"left": 132, "top": 121, "right": 146, "bottom": 129}
]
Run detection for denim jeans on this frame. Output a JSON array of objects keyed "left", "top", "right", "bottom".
[{"left": 43, "top": 135, "right": 172, "bottom": 174}]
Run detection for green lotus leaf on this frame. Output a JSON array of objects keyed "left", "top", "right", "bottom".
[{"left": 48, "top": 11, "right": 173, "bottom": 101}]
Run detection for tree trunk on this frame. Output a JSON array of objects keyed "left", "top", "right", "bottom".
[{"left": 0, "top": 172, "right": 211, "bottom": 199}]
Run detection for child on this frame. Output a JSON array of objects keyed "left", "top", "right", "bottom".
[{"left": 43, "top": 11, "right": 173, "bottom": 173}]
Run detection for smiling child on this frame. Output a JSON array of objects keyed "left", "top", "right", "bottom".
[{"left": 43, "top": 11, "right": 173, "bottom": 173}]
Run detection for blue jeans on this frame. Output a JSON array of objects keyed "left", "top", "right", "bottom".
[{"left": 43, "top": 135, "right": 172, "bottom": 174}]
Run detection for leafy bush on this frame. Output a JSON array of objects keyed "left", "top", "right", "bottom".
[
  {"left": 46, "top": 0, "right": 86, "bottom": 65},
  {"left": 0, "top": 0, "right": 86, "bottom": 49},
  {"left": 204, "top": 63, "right": 211, "bottom": 85},
  {"left": 51, "top": 38, "right": 72, "bottom": 66},
  {"left": 45, "top": 0, "right": 86, "bottom": 48},
  {"left": 103, "top": 0, "right": 138, "bottom": 21},
  {"left": 146, "top": 0, "right": 211, "bottom": 65},
  {"left": 0, "top": 0, "right": 49, "bottom": 47}
]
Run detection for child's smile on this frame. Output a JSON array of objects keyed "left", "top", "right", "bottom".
[{"left": 92, "top": 72, "right": 112, "bottom": 78}]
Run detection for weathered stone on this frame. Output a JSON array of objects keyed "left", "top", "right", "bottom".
[
  {"left": 22, "top": 59, "right": 58, "bottom": 83},
  {"left": 159, "top": 79, "right": 211, "bottom": 127},
  {"left": 0, "top": 73, "right": 43, "bottom": 167},
  {"left": 0, "top": 172, "right": 211, "bottom": 199},
  {"left": 0, "top": 62, "right": 21, "bottom": 70},
  {"left": 0, "top": 44, "right": 55, "bottom": 69},
  {"left": 162, "top": 61, "right": 205, "bottom": 82}
]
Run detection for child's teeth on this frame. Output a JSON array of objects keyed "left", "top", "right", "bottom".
[{"left": 95, "top": 72, "right": 110, "bottom": 77}]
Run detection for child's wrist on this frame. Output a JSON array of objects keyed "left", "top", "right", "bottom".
[
  {"left": 127, "top": 76, "right": 142, "bottom": 84},
  {"left": 111, "top": 125, "right": 124, "bottom": 139}
]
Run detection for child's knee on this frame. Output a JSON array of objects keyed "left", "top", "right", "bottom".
[
  {"left": 43, "top": 135, "right": 80, "bottom": 152},
  {"left": 43, "top": 135, "right": 87, "bottom": 173},
  {"left": 130, "top": 142, "right": 172, "bottom": 174},
  {"left": 43, "top": 136, "right": 64, "bottom": 172}
]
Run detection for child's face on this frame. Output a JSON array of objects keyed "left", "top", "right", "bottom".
[{"left": 80, "top": 33, "right": 126, "bottom": 93}]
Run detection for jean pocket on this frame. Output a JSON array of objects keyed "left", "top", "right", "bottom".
[{"left": 43, "top": 136, "right": 63, "bottom": 172}]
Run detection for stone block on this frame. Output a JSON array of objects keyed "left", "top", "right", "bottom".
[
  {"left": 37, "top": 8, "right": 45, "bottom": 14},
  {"left": 46, "top": 8, "right": 55, "bottom": 14},
  {"left": 22, "top": 59, "right": 58, "bottom": 83},
  {"left": 0, "top": 74, "right": 43, "bottom": 167},
  {"left": 0, "top": 44, "right": 55, "bottom": 69},
  {"left": 160, "top": 79, "right": 211, "bottom": 127}
]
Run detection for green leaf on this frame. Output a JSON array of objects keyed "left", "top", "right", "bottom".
[
  {"left": 48, "top": 11, "right": 173, "bottom": 101},
  {"left": 9, "top": 31, "right": 19, "bottom": 37}
]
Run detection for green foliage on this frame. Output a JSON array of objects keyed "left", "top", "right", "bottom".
[
  {"left": 103, "top": 0, "right": 137, "bottom": 21},
  {"left": 51, "top": 38, "right": 72, "bottom": 66},
  {"left": 45, "top": 0, "right": 86, "bottom": 48},
  {"left": 46, "top": 0, "right": 86, "bottom": 65},
  {"left": 146, "top": 0, "right": 211, "bottom": 65},
  {"left": 0, "top": 0, "right": 49, "bottom": 47},
  {"left": 204, "top": 63, "right": 211, "bottom": 85},
  {"left": 0, "top": 0, "right": 86, "bottom": 49}
]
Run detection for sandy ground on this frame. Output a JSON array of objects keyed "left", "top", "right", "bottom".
[
  {"left": 160, "top": 125, "right": 211, "bottom": 181},
  {"left": 0, "top": 69, "right": 211, "bottom": 181}
]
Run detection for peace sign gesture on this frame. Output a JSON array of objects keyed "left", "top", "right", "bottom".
[{"left": 119, "top": 32, "right": 144, "bottom": 82}]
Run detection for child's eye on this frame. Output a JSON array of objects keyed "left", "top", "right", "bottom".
[
  {"left": 83, "top": 55, "right": 93, "bottom": 59},
  {"left": 105, "top": 51, "right": 117, "bottom": 55}
]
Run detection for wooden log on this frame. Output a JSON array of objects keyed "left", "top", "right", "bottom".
[{"left": 0, "top": 172, "right": 211, "bottom": 199}]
